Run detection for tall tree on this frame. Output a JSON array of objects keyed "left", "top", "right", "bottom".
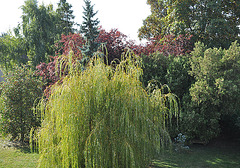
[
  {"left": 174, "top": 0, "right": 240, "bottom": 48},
  {"left": 138, "top": 0, "right": 177, "bottom": 40},
  {"left": 56, "top": 0, "right": 76, "bottom": 35},
  {"left": 139, "top": 0, "right": 240, "bottom": 48},
  {"left": 21, "top": 0, "right": 58, "bottom": 68},
  {"left": 80, "top": 0, "right": 100, "bottom": 60}
]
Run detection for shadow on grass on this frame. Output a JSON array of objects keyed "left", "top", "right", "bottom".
[
  {"left": 15, "top": 141, "right": 39, "bottom": 154},
  {"left": 17, "top": 145, "right": 32, "bottom": 153},
  {"left": 152, "top": 141, "right": 240, "bottom": 168},
  {"left": 0, "top": 138, "right": 34, "bottom": 154}
]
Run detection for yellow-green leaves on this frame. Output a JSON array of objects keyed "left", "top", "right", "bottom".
[{"left": 37, "top": 53, "right": 178, "bottom": 168}]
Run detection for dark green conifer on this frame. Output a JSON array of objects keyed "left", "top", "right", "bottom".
[
  {"left": 56, "top": 0, "right": 75, "bottom": 35},
  {"left": 80, "top": 0, "right": 100, "bottom": 59}
]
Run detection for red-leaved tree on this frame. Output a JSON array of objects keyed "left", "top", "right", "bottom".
[
  {"left": 37, "top": 33, "right": 85, "bottom": 97},
  {"left": 154, "top": 34, "right": 193, "bottom": 57},
  {"left": 131, "top": 34, "right": 193, "bottom": 57},
  {"left": 55, "top": 33, "right": 85, "bottom": 58},
  {"left": 96, "top": 28, "right": 131, "bottom": 64},
  {"left": 36, "top": 56, "right": 60, "bottom": 98},
  {"left": 36, "top": 30, "right": 193, "bottom": 98}
]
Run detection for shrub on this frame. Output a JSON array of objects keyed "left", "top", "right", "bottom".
[
  {"left": 183, "top": 41, "right": 240, "bottom": 142},
  {"left": 37, "top": 52, "right": 179, "bottom": 168},
  {"left": 0, "top": 66, "right": 43, "bottom": 142}
]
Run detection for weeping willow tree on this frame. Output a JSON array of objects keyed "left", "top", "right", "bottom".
[{"left": 37, "top": 51, "right": 179, "bottom": 168}]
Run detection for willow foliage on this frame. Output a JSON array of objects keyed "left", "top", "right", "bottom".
[{"left": 37, "top": 52, "right": 178, "bottom": 168}]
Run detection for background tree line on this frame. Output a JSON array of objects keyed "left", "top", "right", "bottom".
[
  {"left": 0, "top": 0, "right": 75, "bottom": 70},
  {"left": 0, "top": 0, "right": 239, "bottom": 150},
  {"left": 138, "top": 0, "right": 240, "bottom": 143},
  {"left": 139, "top": 0, "right": 240, "bottom": 49}
]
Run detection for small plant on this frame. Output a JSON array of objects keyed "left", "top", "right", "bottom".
[{"left": 174, "top": 133, "right": 189, "bottom": 152}]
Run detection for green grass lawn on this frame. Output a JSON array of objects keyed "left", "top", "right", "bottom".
[
  {"left": 0, "top": 136, "right": 39, "bottom": 168},
  {"left": 0, "top": 136, "right": 239, "bottom": 168},
  {"left": 152, "top": 140, "right": 240, "bottom": 168},
  {"left": 0, "top": 148, "right": 38, "bottom": 168}
]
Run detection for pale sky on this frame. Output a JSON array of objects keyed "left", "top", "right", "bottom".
[{"left": 0, "top": 0, "right": 151, "bottom": 43}]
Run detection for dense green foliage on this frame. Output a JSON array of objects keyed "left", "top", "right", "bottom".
[
  {"left": 142, "top": 53, "right": 193, "bottom": 99},
  {"left": 0, "top": 0, "right": 76, "bottom": 70},
  {"left": 165, "top": 55, "right": 193, "bottom": 101},
  {"left": 21, "top": 0, "right": 58, "bottom": 67},
  {"left": 139, "top": 0, "right": 240, "bottom": 48},
  {"left": 0, "top": 0, "right": 240, "bottom": 162},
  {"left": 138, "top": 0, "right": 171, "bottom": 40},
  {"left": 56, "top": 0, "right": 76, "bottom": 35},
  {"left": 141, "top": 52, "right": 193, "bottom": 137},
  {"left": 0, "top": 66, "right": 43, "bottom": 142},
  {"left": 142, "top": 52, "right": 169, "bottom": 87},
  {"left": 174, "top": 0, "right": 240, "bottom": 48},
  {"left": 183, "top": 42, "right": 240, "bottom": 142},
  {"left": 37, "top": 53, "right": 178, "bottom": 168},
  {"left": 142, "top": 41, "right": 240, "bottom": 142},
  {"left": 0, "top": 32, "right": 28, "bottom": 71}
]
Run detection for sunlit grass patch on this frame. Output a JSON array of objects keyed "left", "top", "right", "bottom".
[
  {"left": 0, "top": 148, "right": 39, "bottom": 168},
  {"left": 0, "top": 135, "right": 39, "bottom": 168}
]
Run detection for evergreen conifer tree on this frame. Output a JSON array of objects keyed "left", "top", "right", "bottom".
[
  {"left": 80, "top": 0, "right": 100, "bottom": 60},
  {"left": 56, "top": 0, "right": 75, "bottom": 35}
]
